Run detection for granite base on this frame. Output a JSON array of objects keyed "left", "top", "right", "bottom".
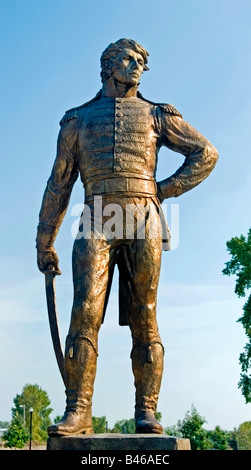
[{"left": 47, "top": 433, "right": 191, "bottom": 450}]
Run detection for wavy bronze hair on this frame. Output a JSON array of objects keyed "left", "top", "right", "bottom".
[{"left": 100, "top": 38, "right": 149, "bottom": 82}]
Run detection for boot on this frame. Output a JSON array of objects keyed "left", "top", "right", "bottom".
[
  {"left": 48, "top": 336, "right": 98, "bottom": 436},
  {"left": 131, "top": 341, "right": 164, "bottom": 434}
]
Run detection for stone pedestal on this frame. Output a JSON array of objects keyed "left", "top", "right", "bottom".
[{"left": 47, "top": 433, "right": 191, "bottom": 450}]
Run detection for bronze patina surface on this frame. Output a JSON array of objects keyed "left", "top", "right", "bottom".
[{"left": 36, "top": 38, "right": 218, "bottom": 436}]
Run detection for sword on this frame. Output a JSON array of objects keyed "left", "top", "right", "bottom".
[{"left": 45, "top": 271, "right": 66, "bottom": 386}]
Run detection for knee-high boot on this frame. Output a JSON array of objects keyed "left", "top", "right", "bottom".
[
  {"left": 48, "top": 335, "right": 98, "bottom": 436},
  {"left": 131, "top": 341, "right": 164, "bottom": 434}
]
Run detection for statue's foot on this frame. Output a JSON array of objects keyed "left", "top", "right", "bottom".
[
  {"left": 135, "top": 411, "right": 163, "bottom": 434},
  {"left": 48, "top": 411, "right": 93, "bottom": 436}
]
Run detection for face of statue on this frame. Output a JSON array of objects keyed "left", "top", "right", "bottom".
[{"left": 110, "top": 48, "right": 145, "bottom": 86}]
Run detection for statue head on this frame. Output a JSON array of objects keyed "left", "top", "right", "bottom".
[{"left": 100, "top": 38, "right": 149, "bottom": 84}]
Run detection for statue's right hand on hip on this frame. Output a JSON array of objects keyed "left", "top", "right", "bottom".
[{"left": 37, "top": 247, "right": 62, "bottom": 275}]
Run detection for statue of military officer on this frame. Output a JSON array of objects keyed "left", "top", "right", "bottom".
[{"left": 36, "top": 38, "right": 218, "bottom": 436}]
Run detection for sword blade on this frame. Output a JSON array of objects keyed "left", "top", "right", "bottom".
[{"left": 45, "top": 273, "right": 66, "bottom": 386}]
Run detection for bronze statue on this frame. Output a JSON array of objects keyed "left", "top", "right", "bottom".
[{"left": 36, "top": 38, "right": 218, "bottom": 436}]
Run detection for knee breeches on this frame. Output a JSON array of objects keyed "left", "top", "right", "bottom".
[{"left": 68, "top": 199, "right": 163, "bottom": 348}]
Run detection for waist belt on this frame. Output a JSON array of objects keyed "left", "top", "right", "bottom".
[{"left": 85, "top": 176, "right": 157, "bottom": 198}]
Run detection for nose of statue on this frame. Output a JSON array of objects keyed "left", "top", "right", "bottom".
[{"left": 131, "top": 59, "right": 139, "bottom": 70}]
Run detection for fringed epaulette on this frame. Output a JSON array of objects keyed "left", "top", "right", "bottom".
[
  {"left": 158, "top": 103, "right": 183, "bottom": 118},
  {"left": 137, "top": 92, "right": 182, "bottom": 118},
  {"left": 59, "top": 91, "right": 102, "bottom": 126}
]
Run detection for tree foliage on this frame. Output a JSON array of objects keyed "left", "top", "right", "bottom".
[
  {"left": 165, "top": 425, "right": 182, "bottom": 437},
  {"left": 53, "top": 415, "right": 63, "bottom": 424},
  {"left": 222, "top": 228, "right": 251, "bottom": 403},
  {"left": 155, "top": 411, "right": 162, "bottom": 423},
  {"left": 175, "top": 404, "right": 212, "bottom": 450},
  {"left": 207, "top": 425, "right": 230, "bottom": 450},
  {"left": 111, "top": 418, "right": 135, "bottom": 434},
  {"left": 2, "top": 415, "right": 29, "bottom": 449},
  {"left": 92, "top": 416, "right": 107, "bottom": 433},
  {"left": 11, "top": 383, "right": 53, "bottom": 442},
  {"left": 235, "top": 421, "right": 251, "bottom": 450},
  {"left": 165, "top": 404, "right": 231, "bottom": 450}
]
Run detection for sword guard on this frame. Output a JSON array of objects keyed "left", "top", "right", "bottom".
[{"left": 44, "top": 265, "right": 61, "bottom": 276}]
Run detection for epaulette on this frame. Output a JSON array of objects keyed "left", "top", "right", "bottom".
[
  {"left": 137, "top": 92, "right": 182, "bottom": 118},
  {"left": 59, "top": 91, "right": 102, "bottom": 126},
  {"left": 158, "top": 103, "right": 183, "bottom": 118},
  {"left": 59, "top": 107, "right": 78, "bottom": 126}
]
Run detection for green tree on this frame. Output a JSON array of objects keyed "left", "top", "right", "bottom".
[
  {"left": 155, "top": 411, "right": 162, "bottom": 423},
  {"left": 222, "top": 228, "right": 251, "bottom": 403},
  {"left": 176, "top": 404, "right": 212, "bottom": 450},
  {"left": 92, "top": 416, "right": 107, "bottom": 433},
  {"left": 2, "top": 415, "right": 29, "bottom": 449},
  {"left": 12, "top": 383, "right": 53, "bottom": 442},
  {"left": 165, "top": 425, "right": 182, "bottom": 437},
  {"left": 207, "top": 425, "right": 230, "bottom": 450},
  {"left": 236, "top": 421, "right": 251, "bottom": 450},
  {"left": 53, "top": 414, "right": 63, "bottom": 424},
  {"left": 111, "top": 418, "right": 135, "bottom": 434}
]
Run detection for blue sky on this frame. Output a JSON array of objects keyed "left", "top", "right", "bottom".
[{"left": 0, "top": 0, "right": 250, "bottom": 431}]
